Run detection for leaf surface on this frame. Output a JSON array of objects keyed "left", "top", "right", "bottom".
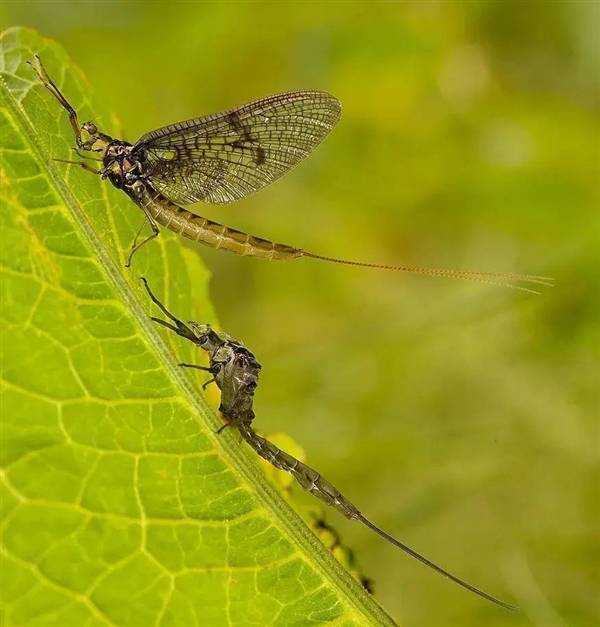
[{"left": 0, "top": 27, "right": 397, "bottom": 627}]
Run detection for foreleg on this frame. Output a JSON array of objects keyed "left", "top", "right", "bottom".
[
  {"left": 53, "top": 158, "right": 100, "bottom": 175},
  {"left": 126, "top": 205, "right": 160, "bottom": 268}
]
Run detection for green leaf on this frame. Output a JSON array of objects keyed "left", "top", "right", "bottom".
[{"left": 0, "top": 27, "right": 397, "bottom": 626}]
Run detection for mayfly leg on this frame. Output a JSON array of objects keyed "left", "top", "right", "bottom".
[
  {"left": 125, "top": 188, "right": 164, "bottom": 267},
  {"left": 126, "top": 216, "right": 159, "bottom": 268},
  {"left": 71, "top": 148, "right": 103, "bottom": 162},
  {"left": 27, "top": 55, "right": 85, "bottom": 149},
  {"left": 140, "top": 277, "right": 199, "bottom": 344},
  {"left": 179, "top": 363, "right": 211, "bottom": 372},
  {"left": 52, "top": 157, "right": 100, "bottom": 175},
  {"left": 141, "top": 278, "right": 221, "bottom": 401}
]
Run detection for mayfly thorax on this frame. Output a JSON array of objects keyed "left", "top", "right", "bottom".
[
  {"left": 141, "top": 277, "right": 518, "bottom": 611},
  {"left": 29, "top": 56, "right": 552, "bottom": 292}
]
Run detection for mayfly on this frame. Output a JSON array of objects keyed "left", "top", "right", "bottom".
[
  {"left": 30, "top": 56, "right": 551, "bottom": 292},
  {"left": 141, "top": 277, "right": 517, "bottom": 610}
]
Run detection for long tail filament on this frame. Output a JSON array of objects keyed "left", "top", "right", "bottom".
[{"left": 302, "top": 251, "right": 554, "bottom": 294}]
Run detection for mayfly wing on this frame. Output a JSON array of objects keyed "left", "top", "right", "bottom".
[
  {"left": 29, "top": 58, "right": 552, "bottom": 290},
  {"left": 132, "top": 91, "right": 341, "bottom": 205}
]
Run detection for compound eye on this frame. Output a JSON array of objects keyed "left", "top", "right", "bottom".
[{"left": 84, "top": 122, "right": 98, "bottom": 135}]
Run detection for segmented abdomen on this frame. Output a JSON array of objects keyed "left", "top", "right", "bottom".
[
  {"left": 136, "top": 184, "right": 304, "bottom": 261},
  {"left": 237, "top": 423, "right": 361, "bottom": 520}
]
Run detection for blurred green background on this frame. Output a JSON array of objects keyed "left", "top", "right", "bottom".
[{"left": 2, "top": 2, "right": 598, "bottom": 626}]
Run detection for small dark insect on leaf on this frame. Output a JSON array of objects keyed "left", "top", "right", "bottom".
[
  {"left": 307, "top": 509, "right": 375, "bottom": 594},
  {"left": 29, "top": 56, "right": 552, "bottom": 292},
  {"left": 141, "top": 277, "right": 518, "bottom": 611}
]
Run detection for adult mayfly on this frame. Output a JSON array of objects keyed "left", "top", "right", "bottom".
[
  {"left": 30, "top": 57, "right": 551, "bottom": 292},
  {"left": 141, "top": 277, "right": 517, "bottom": 610}
]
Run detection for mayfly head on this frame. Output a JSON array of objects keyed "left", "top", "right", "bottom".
[
  {"left": 78, "top": 120, "right": 113, "bottom": 154},
  {"left": 187, "top": 321, "right": 219, "bottom": 349},
  {"left": 81, "top": 120, "right": 99, "bottom": 137}
]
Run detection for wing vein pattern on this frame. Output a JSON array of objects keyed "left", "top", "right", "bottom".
[{"left": 133, "top": 91, "right": 341, "bottom": 205}]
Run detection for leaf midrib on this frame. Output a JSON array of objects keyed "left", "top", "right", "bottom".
[{"left": 0, "top": 52, "right": 397, "bottom": 626}]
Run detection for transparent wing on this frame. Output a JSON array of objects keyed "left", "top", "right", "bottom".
[{"left": 133, "top": 91, "right": 341, "bottom": 205}]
